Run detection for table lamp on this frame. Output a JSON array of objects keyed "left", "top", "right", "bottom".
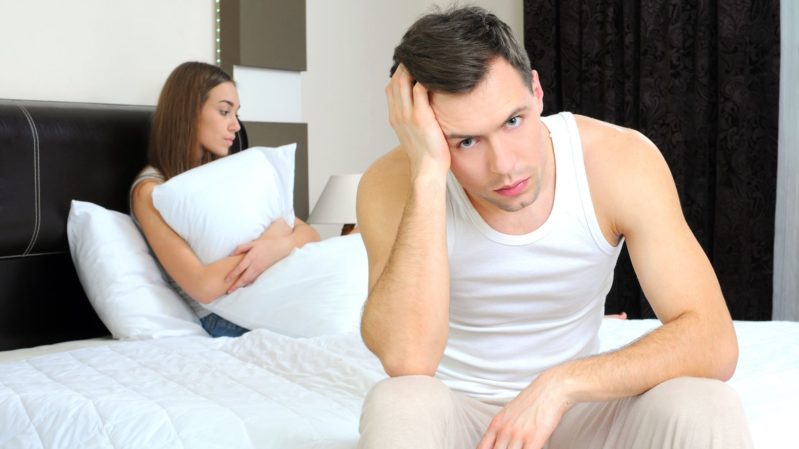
[{"left": 308, "top": 174, "right": 362, "bottom": 235}]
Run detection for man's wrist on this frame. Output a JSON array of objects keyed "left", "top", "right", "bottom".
[
  {"left": 537, "top": 364, "right": 582, "bottom": 410},
  {"left": 410, "top": 163, "right": 448, "bottom": 190}
]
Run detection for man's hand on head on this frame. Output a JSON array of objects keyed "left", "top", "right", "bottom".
[{"left": 385, "top": 63, "right": 451, "bottom": 180}]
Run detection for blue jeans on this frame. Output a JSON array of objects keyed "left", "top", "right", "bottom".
[{"left": 200, "top": 313, "right": 250, "bottom": 337}]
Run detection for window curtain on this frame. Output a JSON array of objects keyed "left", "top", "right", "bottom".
[
  {"left": 523, "top": 1, "right": 780, "bottom": 320},
  {"left": 774, "top": 1, "right": 799, "bottom": 321}
]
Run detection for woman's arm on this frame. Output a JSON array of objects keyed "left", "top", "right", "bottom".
[
  {"left": 224, "top": 217, "right": 321, "bottom": 292},
  {"left": 131, "top": 180, "right": 244, "bottom": 303},
  {"left": 290, "top": 218, "right": 322, "bottom": 248}
]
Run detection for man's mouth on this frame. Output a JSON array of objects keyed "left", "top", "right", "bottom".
[{"left": 494, "top": 178, "right": 529, "bottom": 196}]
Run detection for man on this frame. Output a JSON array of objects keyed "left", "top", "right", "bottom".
[{"left": 356, "top": 6, "right": 752, "bottom": 449}]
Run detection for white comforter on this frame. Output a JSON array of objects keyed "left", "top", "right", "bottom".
[
  {"left": 0, "top": 331, "right": 383, "bottom": 449},
  {"left": 1, "top": 320, "right": 797, "bottom": 449}
]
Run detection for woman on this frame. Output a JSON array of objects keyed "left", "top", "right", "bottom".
[{"left": 131, "top": 61, "right": 319, "bottom": 337}]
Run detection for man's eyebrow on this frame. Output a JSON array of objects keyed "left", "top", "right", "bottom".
[
  {"left": 444, "top": 106, "right": 529, "bottom": 140},
  {"left": 445, "top": 131, "right": 474, "bottom": 140}
]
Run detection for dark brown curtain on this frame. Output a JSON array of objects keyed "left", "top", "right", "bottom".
[{"left": 523, "top": 1, "right": 780, "bottom": 320}]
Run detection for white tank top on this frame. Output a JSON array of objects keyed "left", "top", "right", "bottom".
[{"left": 437, "top": 112, "right": 623, "bottom": 404}]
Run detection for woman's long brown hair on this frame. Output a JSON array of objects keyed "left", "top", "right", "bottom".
[{"left": 148, "top": 62, "right": 233, "bottom": 180}]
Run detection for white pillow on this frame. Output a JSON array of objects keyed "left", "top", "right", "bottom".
[
  {"left": 205, "top": 233, "right": 368, "bottom": 337},
  {"left": 151, "top": 145, "right": 296, "bottom": 264},
  {"left": 66, "top": 200, "right": 207, "bottom": 339}
]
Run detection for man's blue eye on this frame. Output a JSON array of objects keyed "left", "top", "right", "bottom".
[
  {"left": 507, "top": 116, "right": 522, "bottom": 128},
  {"left": 459, "top": 138, "right": 476, "bottom": 149}
]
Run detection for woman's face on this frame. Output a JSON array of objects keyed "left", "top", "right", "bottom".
[{"left": 196, "top": 81, "right": 241, "bottom": 161}]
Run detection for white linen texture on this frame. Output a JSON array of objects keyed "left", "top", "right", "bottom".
[
  {"left": 152, "top": 145, "right": 296, "bottom": 264},
  {"left": 1, "top": 320, "right": 796, "bottom": 449},
  {"left": 66, "top": 200, "right": 207, "bottom": 339}
]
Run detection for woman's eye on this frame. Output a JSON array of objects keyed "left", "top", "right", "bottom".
[
  {"left": 220, "top": 110, "right": 230, "bottom": 116},
  {"left": 459, "top": 138, "right": 476, "bottom": 149},
  {"left": 507, "top": 116, "right": 522, "bottom": 128}
]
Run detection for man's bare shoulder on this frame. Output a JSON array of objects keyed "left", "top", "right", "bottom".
[
  {"left": 573, "top": 114, "right": 667, "bottom": 180},
  {"left": 359, "top": 147, "right": 411, "bottom": 205},
  {"left": 572, "top": 114, "right": 675, "bottom": 239},
  {"left": 357, "top": 148, "right": 413, "bottom": 284},
  {"left": 357, "top": 148, "right": 412, "bottom": 235},
  {"left": 574, "top": 114, "right": 658, "bottom": 157},
  {"left": 364, "top": 147, "right": 409, "bottom": 176}
]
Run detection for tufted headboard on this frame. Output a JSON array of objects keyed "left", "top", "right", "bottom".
[{"left": 0, "top": 99, "right": 305, "bottom": 351}]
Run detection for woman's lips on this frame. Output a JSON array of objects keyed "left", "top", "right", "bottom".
[{"left": 495, "top": 178, "right": 529, "bottom": 196}]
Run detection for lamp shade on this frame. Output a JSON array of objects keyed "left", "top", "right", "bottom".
[{"left": 308, "top": 174, "right": 362, "bottom": 224}]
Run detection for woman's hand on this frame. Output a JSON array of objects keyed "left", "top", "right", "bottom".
[
  {"left": 386, "top": 64, "right": 451, "bottom": 180},
  {"left": 224, "top": 219, "right": 293, "bottom": 293}
]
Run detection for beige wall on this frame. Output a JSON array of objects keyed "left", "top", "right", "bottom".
[
  {"left": 0, "top": 0, "right": 215, "bottom": 105},
  {"left": 303, "top": 0, "right": 524, "bottom": 211},
  {"left": 0, "top": 0, "right": 523, "bottom": 222}
]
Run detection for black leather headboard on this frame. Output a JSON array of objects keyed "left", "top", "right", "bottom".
[{"left": 0, "top": 99, "right": 250, "bottom": 351}]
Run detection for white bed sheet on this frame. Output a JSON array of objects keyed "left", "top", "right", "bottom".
[
  {"left": 599, "top": 319, "right": 799, "bottom": 449},
  {"left": 0, "top": 338, "right": 114, "bottom": 364},
  {"left": 0, "top": 320, "right": 796, "bottom": 449}
]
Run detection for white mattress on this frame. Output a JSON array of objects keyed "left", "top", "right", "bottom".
[{"left": 1, "top": 319, "right": 797, "bottom": 449}]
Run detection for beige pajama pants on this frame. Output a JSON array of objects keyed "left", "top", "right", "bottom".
[{"left": 357, "top": 375, "right": 753, "bottom": 449}]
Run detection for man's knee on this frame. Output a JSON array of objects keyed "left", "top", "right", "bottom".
[
  {"left": 638, "top": 377, "right": 752, "bottom": 448},
  {"left": 645, "top": 377, "right": 743, "bottom": 421},
  {"left": 362, "top": 375, "right": 452, "bottom": 416},
  {"left": 358, "top": 376, "right": 456, "bottom": 449}
]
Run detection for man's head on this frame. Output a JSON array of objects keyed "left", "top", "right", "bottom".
[{"left": 390, "top": 6, "right": 531, "bottom": 94}]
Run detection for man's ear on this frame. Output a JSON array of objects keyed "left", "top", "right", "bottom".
[{"left": 531, "top": 69, "right": 545, "bottom": 111}]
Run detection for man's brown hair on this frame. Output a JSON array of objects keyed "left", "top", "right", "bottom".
[{"left": 390, "top": 6, "right": 531, "bottom": 93}]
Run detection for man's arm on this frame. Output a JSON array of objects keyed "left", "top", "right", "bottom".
[
  {"left": 358, "top": 64, "right": 452, "bottom": 376},
  {"left": 478, "top": 117, "right": 737, "bottom": 448},
  {"left": 562, "top": 117, "right": 738, "bottom": 392}
]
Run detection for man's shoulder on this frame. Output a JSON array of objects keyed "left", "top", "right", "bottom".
[
  {"left": 572, "top": 114, "right": 651, "bottom": 150},
  {"left": 357, "top": 148, "right": 414, "bottom": 257},
  {"left": 572, "top": 114, "right": 662, "bottom": 176},
  {"left": 361, "top": 147, "right": 411, "bottom": 195},
  {"left": 364, "top": 147, "right": 408, "bottom": 175},
  {"left": 570, "top": 113, "right": 675, "bottom": 240},
  {"left": 358, "top": 147, "right": 412, "bottom": 215}
]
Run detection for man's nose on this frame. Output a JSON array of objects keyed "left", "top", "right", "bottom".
[{"left": 487, "top": 140, "right": 516, "bottom": 174}]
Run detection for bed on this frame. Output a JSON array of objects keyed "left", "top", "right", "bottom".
[{"left": 1, "top": 99, "right": 797, "bottom": 448}]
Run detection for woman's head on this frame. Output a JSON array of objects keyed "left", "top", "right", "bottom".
[{"left": 148, "top": 61, "right": 240, "bottom": 179}]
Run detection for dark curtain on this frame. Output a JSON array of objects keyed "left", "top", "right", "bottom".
[{"left": 523, "top": 1, "right": 780, "bottom": 320}]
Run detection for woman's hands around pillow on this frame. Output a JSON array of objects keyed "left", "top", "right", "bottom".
[
  {"left": 225, "top": 218, "right": 294, "bottom": 293},
  {"left": 224, "top": 218, "right": 321, "bottom": 294}
]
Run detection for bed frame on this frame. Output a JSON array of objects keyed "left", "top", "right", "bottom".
[{"left": 0, "top": 99, "right": 307, "bottom": 351}]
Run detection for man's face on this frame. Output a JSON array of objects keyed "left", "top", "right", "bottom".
[{"left": 430, "top": 58, "right": 549, "bottom": 219}]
